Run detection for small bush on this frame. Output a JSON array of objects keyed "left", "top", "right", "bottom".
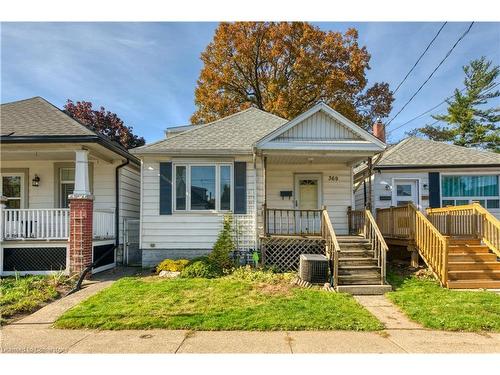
[
  {"left": 208, "top": 214, "right": 236, "bottom": 271},
  {"left": 156, "top": 259, "right": 190, "bottom": 273},
  {"left": 180, "top": 260, "right": 219, "bottom": 279}
]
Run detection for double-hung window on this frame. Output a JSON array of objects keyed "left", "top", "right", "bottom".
[
  {"left": 441, "top": 175, "right": 500, "bottom": 209},
  {"left": 174, "top": 163, "right": 233, "bottom": 212},
  {"left": 60, "top": 168, "right": 75, "bottom": 208}
]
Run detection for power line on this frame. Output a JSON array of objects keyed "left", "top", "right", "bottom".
[
  {"left": 393, "top": 22, "right": 447, "bottom": 94},
  {"left": 386, "top": 22, "right": 474, "bottom": 127},
  {"left": 388, "top": 81, "right": 500, "bottom": 136}
]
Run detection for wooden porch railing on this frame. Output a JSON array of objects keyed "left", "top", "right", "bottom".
[
  {"left": 347, "top": 206, "right": 365, "bottom": 235},
  {"left": 263, "top": 205, "right": 323, "bottom": 236},
  {"left": 321, "top": 209, "right": 341, "bottom": 287},
  {"left": 364, "top": 209, "right": 389, "bottom": 283},
  {"left": 2, "top": 208, "right": 70, "bottom": 240},
  {"left": 427, "top": 203, "right": 500, "bottom": 258},
  {"left": 376, "top": 203, "right": 449, "bottom": 286}
]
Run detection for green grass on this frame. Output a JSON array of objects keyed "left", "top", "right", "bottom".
[
  {"left": 55, "top": 276, "right": 383, "bottom": 331},
  {"left": 0, "top": 275, "right": 62, "bottom": 324},
  {"left": 387, "top": 271, "right": 500, "bottom": 332}
]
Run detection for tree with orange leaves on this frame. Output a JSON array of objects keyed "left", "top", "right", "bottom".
[{"left": 191, "top": 22, "right": 393, "bottom": 129}]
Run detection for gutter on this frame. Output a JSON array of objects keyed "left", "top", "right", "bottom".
[
  {"left": 115, "top": 158, "right": 130, "bottom": 247},
  {"left": 374, "top": 164, "right": 500, "bottom": 170}
]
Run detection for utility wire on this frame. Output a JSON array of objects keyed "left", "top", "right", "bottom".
[
  {"left": 388, "top": 81, "right": 500, "bottom": 136},
  {"left": 386, "top": 22, "right": 474, "bottom": 127},
  {"left": 393, "top": 22, "right": 447, "bottom": 94}
]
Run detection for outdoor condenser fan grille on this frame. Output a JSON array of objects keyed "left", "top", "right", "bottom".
[{"left": 299, "top": 254, "right": 329, "bottom": 284}]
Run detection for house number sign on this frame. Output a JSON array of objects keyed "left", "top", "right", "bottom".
[{"left": 328, "top": 176, "right": 339, "bottom": 182}]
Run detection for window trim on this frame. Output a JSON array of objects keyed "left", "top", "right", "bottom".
[
  {"left": 173, "top": 162, "right": 234, "bottom": 213},
  {"left": 440, "top": 173, "right": 500, "bottom": 208}
]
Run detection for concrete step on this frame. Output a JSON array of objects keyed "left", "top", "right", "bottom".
[
  {"left": 448, "top": 253, "right": 498, "bottom": 262},
  {"left": 336, "top": 284, "right": 392, "bottom": 295},
  {"left": 448, "top": 262, "right": 500, "bottom": 271},
  {"left": 448, "top": 270, "right": 500, "bottom": 281},
  {"left": 447, "top": 280, "right": 500, "bottom": 289}
]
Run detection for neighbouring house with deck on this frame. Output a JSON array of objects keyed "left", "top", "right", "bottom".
[
  {"left": 0, "top": 97, "right": 141, "bottom": 276},
  {"left": 353, "top": 136, "right": 500, "bottom": 289},
  {"left": 132, "top": 102, "right": 393, "bottom": 293}
]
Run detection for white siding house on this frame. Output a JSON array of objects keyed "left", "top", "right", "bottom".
[
  {"left": 132, "top": 103, "right": 386, "bottom": 266},
  {"left": 354, "top": 137, "right": 500, "bottom": 220},
  {"left": 0, "top": 97, "right": 141, "bottom": 274}
]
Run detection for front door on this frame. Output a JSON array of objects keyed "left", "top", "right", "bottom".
[
  {"left": 294, "top": 174, "right": 322, "bottom": 209},
  {"left": 393, "top": 179, "right": 419, "bottom": 207}
]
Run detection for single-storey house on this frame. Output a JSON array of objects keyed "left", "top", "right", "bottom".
[
  {"left": 354, "top": 137, "right": 500, "bottom": 220},
  {"left": 0, "top": 97, "right": 141, "bottom": 275},
  {"left": 131, "top": 102, "right": 388, "bottom": 269}
]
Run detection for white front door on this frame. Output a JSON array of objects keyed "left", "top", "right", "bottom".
[
  {"left": 393, "top": 179, "right": 419, "bottom": 207},
  {"left": 294, "top": 174, "right": 322, "bottom": 209}
]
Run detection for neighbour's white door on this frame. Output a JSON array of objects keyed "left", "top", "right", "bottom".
[{"left": 393, "top": 179, "right": 419, "bottom": 207}]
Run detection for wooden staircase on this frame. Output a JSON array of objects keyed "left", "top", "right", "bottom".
[
  {"left": 336, "top": 236, "right": 391, "bottom": 294},
  {"left": 447, "top": 237, "right": 500, "bottom": 289}
]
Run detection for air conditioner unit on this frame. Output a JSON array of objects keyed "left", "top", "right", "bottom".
[{"left": 299, "top": 254, "right": 329, "bottom": 284}]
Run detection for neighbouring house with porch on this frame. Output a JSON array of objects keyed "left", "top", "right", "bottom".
[
  {"left": 353, "top": 136, "right": 500, "bottom": 289},
  {"left": 132, "top": 102, "right": 392, "bottom": 293},
  {"left": 0, "top": 97, "right": 141, "bottom": 276}
]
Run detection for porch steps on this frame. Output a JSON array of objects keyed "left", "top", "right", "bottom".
[
  {"left": 445, "top": 238, "right": 500, "bottom": 289},
  {"left": 336, "top": 236, "right": 391, "bottom": 295}
]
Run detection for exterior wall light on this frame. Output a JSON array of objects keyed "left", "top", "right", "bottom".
[{"left": 32, "top": 174, "right": 40, "bottom": 187}]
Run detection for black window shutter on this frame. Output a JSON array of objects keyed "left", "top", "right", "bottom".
[
  {"left": 159, "top": 162, "right": 172, "bottom": 215},
  {"left": 428, "top": 172, "right": 441, "bottom": 208},
  {"left": 234, "top": 162, "right": 247, "bottom": 214}
]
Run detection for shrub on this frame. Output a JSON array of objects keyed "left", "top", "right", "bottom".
[
  {"left": 208, "top": 214, "right": 236, "bottom": 271},
  {"left": 156, "top": 259, "right": 190, "bottom": 273},
  {"left": 180, "top": 259, "right": 219, "bottom": 279}
]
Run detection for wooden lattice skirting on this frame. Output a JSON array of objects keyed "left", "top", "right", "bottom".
[{"left": 260, "top": 236, "right": 326, "bottom": 272}]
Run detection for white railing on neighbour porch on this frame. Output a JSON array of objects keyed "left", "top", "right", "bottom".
[
  {"left": 93, "top": 210, "right": 115, "bottom": 239},
  {"left": 2, "top": 208, "right": 70, "bottom": 240}
]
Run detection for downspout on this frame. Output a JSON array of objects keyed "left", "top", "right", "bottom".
[
  {"left": 252, "top": 148, "right": 258, "bottom": 251},
  {"left": 115, "top": 158, "right": 130, "bottom": 248}
]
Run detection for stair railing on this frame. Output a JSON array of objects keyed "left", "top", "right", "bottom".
[
  {"left": 427, "top": 203, "right": 500, "bottom": 258},
  {"left": 321, "top": 209, "right": 341, "bottom": 287},
  {"left": 364, "top": 209, "right": 389, "bottom": 283}
]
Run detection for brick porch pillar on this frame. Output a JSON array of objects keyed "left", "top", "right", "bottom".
[
  {"left": 68, "top": 149, "right": 94, "bottom": 275},
  {"left": 69, "top": 194, "right": 94, "bottom": 275}
]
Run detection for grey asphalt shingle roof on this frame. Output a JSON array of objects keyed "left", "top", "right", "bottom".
[
  {"left": 131, "top": 107, "right": 288, "bottom": 155},
  {"left": 1, "top": 97, "right": 96, "bottom": 137}
]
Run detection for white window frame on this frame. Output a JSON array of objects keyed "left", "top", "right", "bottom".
[
  {"left": 440, "top": 172, "right": 500, "bottom": 208},
  {"left": 173, "top": 162, "right": 234, "bottom": 213},
  {"left": 1, "top": 173, "right": 25, "bottom": 209}
]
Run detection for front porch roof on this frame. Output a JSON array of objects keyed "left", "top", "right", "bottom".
[{"left": 256, "top": 102, "right": 386, "bottom": 153}]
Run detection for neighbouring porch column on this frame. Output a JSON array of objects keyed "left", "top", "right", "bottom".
[{"left": 68, "top": 150, "right": 94, "bottom": 275}]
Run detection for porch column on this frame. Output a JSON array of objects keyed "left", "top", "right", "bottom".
[{"left": 68, "top": 150, "right": 94, "bottom": 275}]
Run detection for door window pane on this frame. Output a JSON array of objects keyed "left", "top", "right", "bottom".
[
  {"left": 396, "top": 184, "right": 412, "bottom": 197},
  {"left": 60, "top": 168, "right": 75, "bottom": 182},
  {"left": 6, "top": 199, "right": 21, "bottom": 209},
  {"left": 2, "top": 176, "right": 21, "bottom": 198},
  {"left": 191, "top": 166, "right": 215, "bottom": 210},
  {"left": 175, "top": 166, "right": 186, "bottom": 210},
  {"left": 220, "top": 166, "right": 231, "bottom": 211}
]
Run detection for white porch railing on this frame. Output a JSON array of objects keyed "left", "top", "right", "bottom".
[
  {"left": 2, "top": 208, "right": 70, "bottom": 240},
  {"left": 93, "top": 210, "right": 115, "bottom": 239}
]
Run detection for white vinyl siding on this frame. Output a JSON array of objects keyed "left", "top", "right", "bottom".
[{"left": 265, "top": 163, "right": 352, "bottom": 235}]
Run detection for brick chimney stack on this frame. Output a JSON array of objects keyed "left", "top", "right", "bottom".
[{"left": 373, "top": 118, "right": 386, "bottom": 143}]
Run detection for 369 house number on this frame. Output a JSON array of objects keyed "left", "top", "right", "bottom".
[{"left": 328, "top": 176, "right": 339, "bottom": 182}]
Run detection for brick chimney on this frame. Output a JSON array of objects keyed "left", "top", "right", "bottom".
[{"left": 373, "top": 118, "right": 386, "bottom": 143}]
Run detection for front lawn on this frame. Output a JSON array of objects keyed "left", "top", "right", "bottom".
[
  {"left": 387, "top": 269, "right": 500, "bottom": 332},
  {"left": 0, "top": 274, "right": 72, "bottom": 324},
  {"left": 55, "top": 274, "right": 383, "bottom": 331}
]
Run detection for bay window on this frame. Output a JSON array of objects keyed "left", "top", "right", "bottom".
[
  {"left": 174, "top": 163, "right": 233, "bottom": 211},
  {"left": 441, "top": 175, "right": 500, "bottom": 209}
]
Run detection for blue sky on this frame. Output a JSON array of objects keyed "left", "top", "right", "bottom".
[{"left": 1, "top": 22, "right": 499, "bottom": 144}]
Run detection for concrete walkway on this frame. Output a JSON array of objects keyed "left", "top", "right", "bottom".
[{"left": 1, "top": 271, "right": 499, "bottom": 354}]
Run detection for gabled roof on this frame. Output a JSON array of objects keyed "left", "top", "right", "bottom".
[
  {"left": 1, "top": 97, "right": 96, "bottom": 136},
  {"left": 0, "top": 97, "right": 139, "bottom": 164},
  {"left": 256, "top": 102, "right": 386, "bottom": 151},
  {"left": 355, "top": 137, "right": 500, "bottom": 176},
  {"left": 132, "top": 107, "right": 288, "bottom": 155}
]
